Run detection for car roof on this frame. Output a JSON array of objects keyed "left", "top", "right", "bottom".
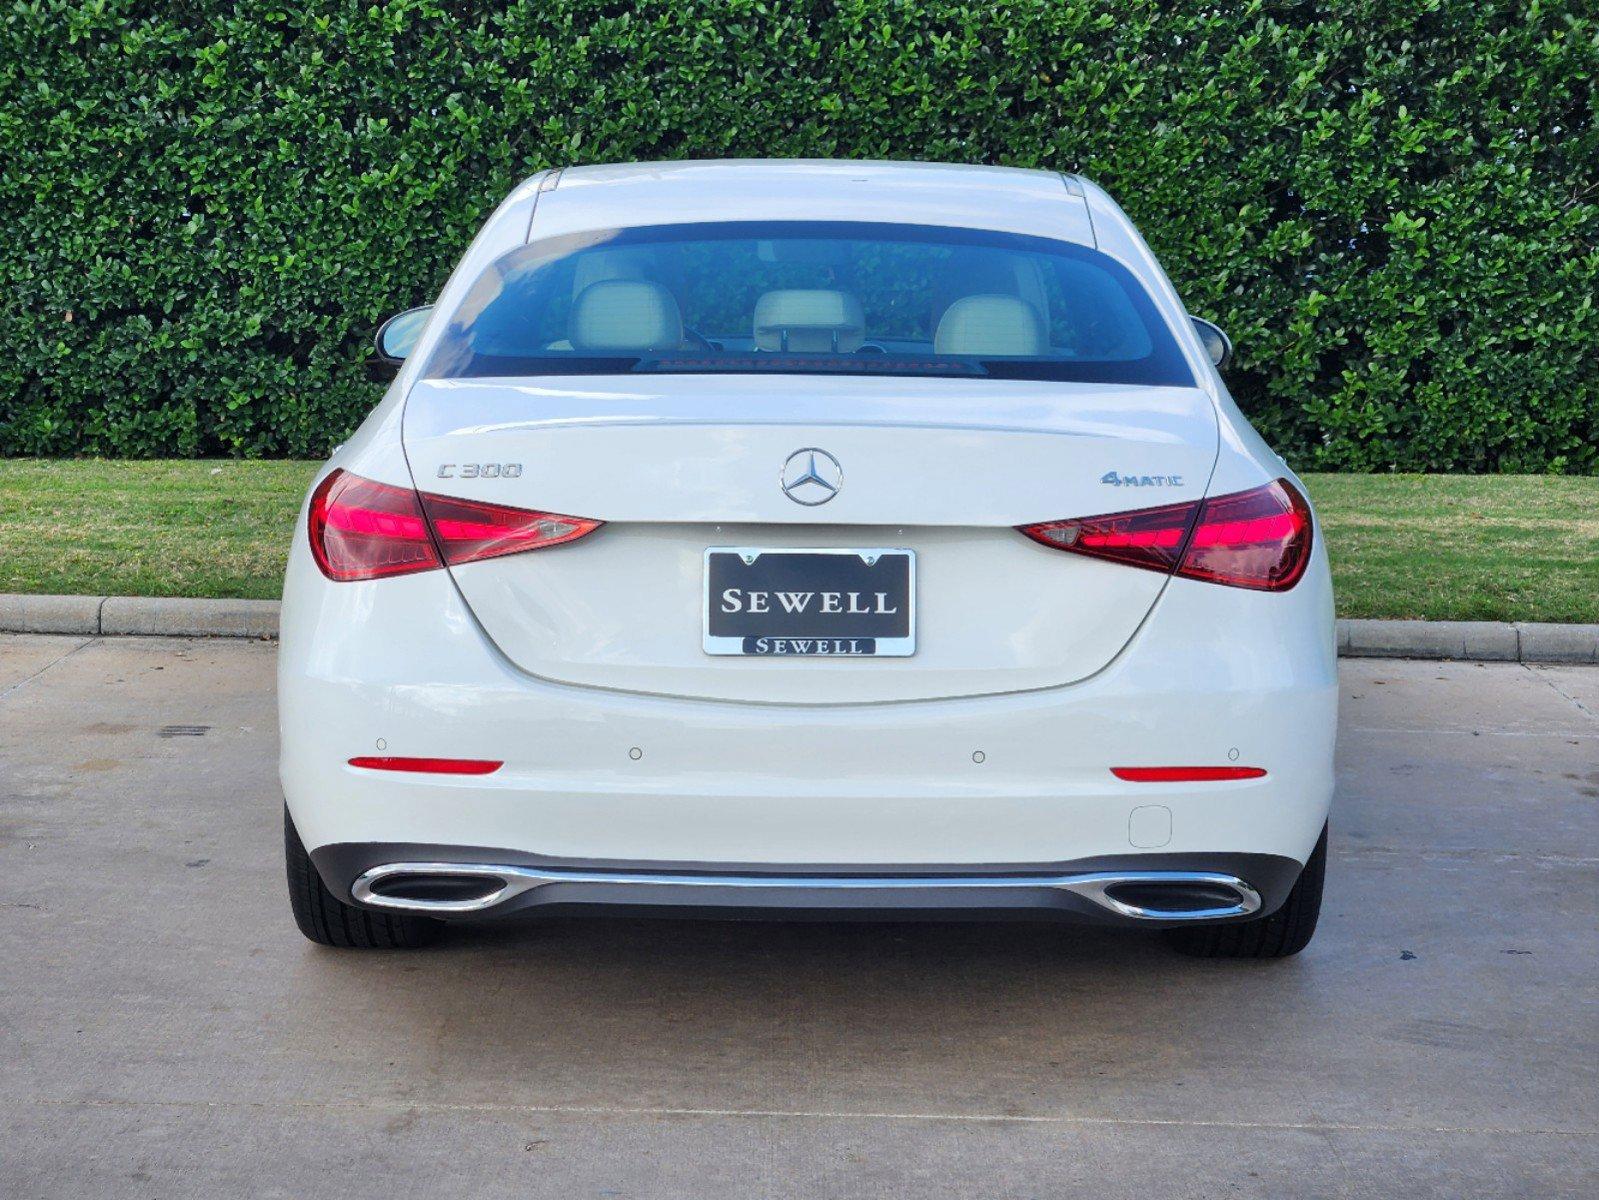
[{"left": 526, "top": 159, "right": 1098, "bottom": 246}]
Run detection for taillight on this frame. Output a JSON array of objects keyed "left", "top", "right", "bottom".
[
  {"left": 1019, "top": 479, "right": 1313, "bottom": 592},
  {"left": 1018, "top": 497, "right": 1197, "bottom": 573},
  {"left": 309, "top": 470, "right": 440, "bottom": 581},
  {"left": 1177, "top": 480, "right": 1313, "bottom": 591},
  {"left": 308, "top": 469, "right": 600, "bottom": 582},
  {"left": 418, "top": 491, "right": 601, "bottom": 565}
]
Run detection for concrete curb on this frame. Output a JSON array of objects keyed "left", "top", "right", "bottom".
[
  {"left": 1, "top": 594, "right": 280, "bottom": 640},
  {"left": 99, "top": 596, "right": 282, "bottom": 639},
  {"left": 0, "top": 593, "right": 104, "bottom": 635},
  {"left": 1339, "top": 619, "right": 1599, "bottom": 663},
  {"left": 1, "top": 594, "right": 1596, "bottom": 663}
]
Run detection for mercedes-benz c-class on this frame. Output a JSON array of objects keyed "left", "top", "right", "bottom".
[{"left": 280, "top": 160, "right": 1334, "bottom": 957}]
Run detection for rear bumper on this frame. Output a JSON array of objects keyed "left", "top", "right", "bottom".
[
  {"left": 312, "top": 842, "right": 1303, "bottom": 928},
  {"left": 280, "top": 537, "right": 1337, "bottom": 896}
]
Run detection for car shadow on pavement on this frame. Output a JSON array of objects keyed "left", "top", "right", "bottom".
[{"left": 278, "top": 913, "right": 1321, "bottom": 1114}]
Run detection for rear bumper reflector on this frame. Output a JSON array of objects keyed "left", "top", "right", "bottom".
[
  {"left": 1111, "top": 766, "right": 1267, "bottom": 782},
  {"left": 347, "top": 756, "right": 503, "bottom": 775}
]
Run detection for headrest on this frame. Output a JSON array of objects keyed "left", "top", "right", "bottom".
[
  {"left": 569, "top": 280, "right": 683, "bottom": 352},
  {"left": 933, "top": 295, "right": 1046, "bottom": 357},
  {"left": 753, "top": 290, "right": 865, "bottom": 353},
  {"left": 571, "top": 248, "right": 652, "bottom": 296}
]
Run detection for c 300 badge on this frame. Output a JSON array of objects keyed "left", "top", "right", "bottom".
[{"left": 437, "top": 463, "right": 523, "bottom": 479}]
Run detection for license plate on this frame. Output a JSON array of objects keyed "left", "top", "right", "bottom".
[{"left": 703, "top": 548, "right": 916, "bottom": 657}]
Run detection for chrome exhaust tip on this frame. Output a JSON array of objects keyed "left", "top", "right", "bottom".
[
  {"left": 1067, "top": 872, "right": 1262, "bottom": 921},
  {"left": 351, "top": 863, "right": 525, "bottom": 914}
]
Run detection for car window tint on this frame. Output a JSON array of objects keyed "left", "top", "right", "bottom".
[{"left": 423, "top": 221, "right": 1194, "bottom": 387}]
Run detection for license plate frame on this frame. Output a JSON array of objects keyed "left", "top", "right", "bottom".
[{"left": 702, "top": 547, "right": 917, "bottom": 657}]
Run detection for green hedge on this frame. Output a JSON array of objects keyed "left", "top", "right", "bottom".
[{"left": 2, "top": 1, "right": 1596, "bottom": 470}]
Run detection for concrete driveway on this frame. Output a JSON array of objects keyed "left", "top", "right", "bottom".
[{"left": 1, "top": 633, "right": 1595, "bottom": 1198}]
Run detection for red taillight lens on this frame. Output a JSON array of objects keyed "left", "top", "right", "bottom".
[
  {"left": 1018, "top": 497, "right": 1199, "bottom": 573},
  {"left": 309, "top": 470, "right": 441, "bottom": 581},
  {"left": 1018, "top": 479, "right": 1313, "bottom": 592},
  {"left": 309, "top": 469, "right": 601, "bottom": 582},
  {"left": 1179, "top": 480, "right": 1313, "bottom": 591},
  {"left": 418, "top": 491, "right": 602, "bottom": 566}
]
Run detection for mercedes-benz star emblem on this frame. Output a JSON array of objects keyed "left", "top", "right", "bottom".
[{"left": 780, "top": 448, "right": 843, "bottom": 506}]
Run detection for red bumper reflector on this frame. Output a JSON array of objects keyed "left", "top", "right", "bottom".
[
  {"left": 1111, "top": 766, "right": 1267, "bottom": 782},
  {"left": 347, "top": 756, "right": 503, "bottom": 775}
]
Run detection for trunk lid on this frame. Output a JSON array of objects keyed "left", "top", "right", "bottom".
[{"left": 403, "top": 375, "right": 1217, "bottom": 703}]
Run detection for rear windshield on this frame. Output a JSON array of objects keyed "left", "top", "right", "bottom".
[{"left": 423, "top": 221, "right": 1194, "bottom": 386}]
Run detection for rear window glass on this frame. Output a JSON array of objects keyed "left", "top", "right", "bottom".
[{"left": 423, "top": 221, "right": 1194, "bottom": 387}]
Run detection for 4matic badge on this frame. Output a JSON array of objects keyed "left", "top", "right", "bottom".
[{"left": 1101, "top": 471, "right": 1184, "bottom": 488}]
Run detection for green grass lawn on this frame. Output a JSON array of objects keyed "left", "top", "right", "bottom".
[
  {"left": 1, "top": 460, "right": 1595, "bottom": 621},
  {"left": 0, "top": 460, "right": 313, "bottom": 601}
]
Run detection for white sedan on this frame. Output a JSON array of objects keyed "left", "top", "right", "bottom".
[{"left": 279, "top": 160, "right": 1335, "bottom": 958}]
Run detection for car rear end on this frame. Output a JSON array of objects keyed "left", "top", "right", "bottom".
[{"left": 279, "top": 162, "right": 1335, "bottom": 944}]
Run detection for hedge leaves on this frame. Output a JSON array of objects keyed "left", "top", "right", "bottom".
[{"left": 2, "top": 1, "right": 1595, "bottom": 469}]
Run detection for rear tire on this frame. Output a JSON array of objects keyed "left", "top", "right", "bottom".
[
  {"left": 284, "top": 806, "right": 441, "bottom": 948},
  {"left": 1165, "top": 824, "right": 1326, "bottom": 959}
]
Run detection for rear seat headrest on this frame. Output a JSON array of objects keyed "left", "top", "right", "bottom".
[
  {"left": 934, "top": 294, "right": 1046, "bottom": 357},
  {"left": 569, "top": 279, "right": 683, "bottom": 352},
  {"left": 753, "top": 290, "right": 865, "bottom": 353}
]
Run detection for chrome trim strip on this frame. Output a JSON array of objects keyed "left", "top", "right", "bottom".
[{"left": 350, "top": 863, "right": 1262, "bottom": 921}]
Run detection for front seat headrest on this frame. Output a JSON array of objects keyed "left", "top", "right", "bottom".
[
  {"left": 934, "top": 294, "right": 1046, "bottom": 357},
  {"left": 753, "top": 290, "right": 865, "bottom": 353},
  {"left": 569, "top": 279, "right": 683, "bottom": 352}
]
